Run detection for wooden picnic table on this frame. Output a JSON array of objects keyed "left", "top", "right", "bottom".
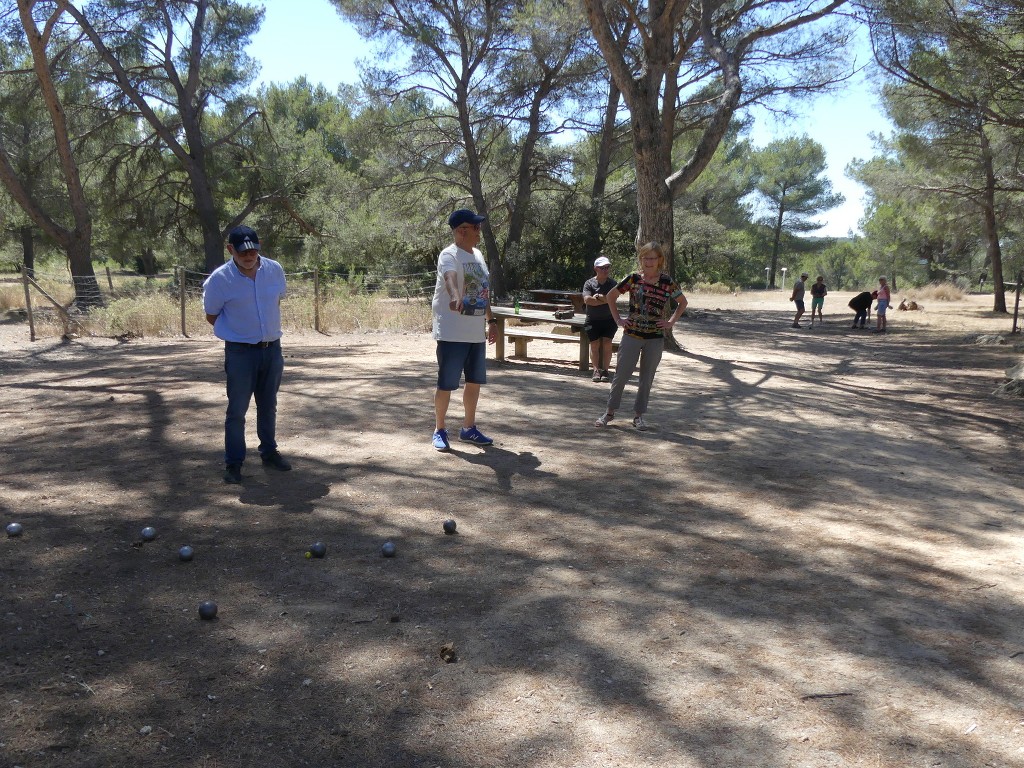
[
  {"left": 491, "top": 305, "right": 591, "bottom": 371},
  {"left": 528, "top": 289, "right": 585, "bottom": 312}
]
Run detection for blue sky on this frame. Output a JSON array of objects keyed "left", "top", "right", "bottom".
[{"left": 249, "top": 1, "right": 892, "bottom": 237}]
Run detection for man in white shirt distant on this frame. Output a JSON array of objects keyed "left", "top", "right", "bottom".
[
  {"left": 430, "top": 209, "right": 497, "bottom": 451},
  {"left": 203, "top": 225, "right": 291, "bottom": 483}
]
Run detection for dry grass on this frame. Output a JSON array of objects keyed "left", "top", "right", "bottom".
[
  {"left": 692, "top": 281, "right": 737, "bottom": 294},
  {"left": 18, "top": 290, "right": 433, "bottom": 339},
  {"left": 4, "top": 273, "right": 1002, "bottom": 341},
  {"left": 904, "top": 281, "right": 966, "bottom": 301},
  {"left": 4, "top": 265, "right": 434, "bottom": 337},
  {"left": 85, "top": 295, "right": 196, "bottom": 338},
  {"left": 0, "top": 280, "right": 26, "bottom": 312}
]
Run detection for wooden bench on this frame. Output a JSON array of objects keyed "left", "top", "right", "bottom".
[
  {"left": 492, "top": 305, "right": 617, "bottom": 372},
  {"left": 504, "top": 327, "right": 620, "bottom": 359},
  {"left": 518, "top": 300, "right": 572, "bottom": 312},
  {"left": 529, "top": 290, "right": 585, "bottom": 312}
]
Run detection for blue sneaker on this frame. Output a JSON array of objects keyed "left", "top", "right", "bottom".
[
  {"left": 432, "top": 428, "right": 451, "bottom": 451},
  {"left": 459, "top": 425, "right": 493, "bottom": 446}
]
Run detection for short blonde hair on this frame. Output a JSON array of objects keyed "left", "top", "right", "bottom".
[{"left": 637, "top": 241, "right": 665, "bottom": 271}]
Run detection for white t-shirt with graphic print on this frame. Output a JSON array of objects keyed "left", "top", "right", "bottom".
[{"left": 431, "top": 243, "right": 490, "bottom": 343}]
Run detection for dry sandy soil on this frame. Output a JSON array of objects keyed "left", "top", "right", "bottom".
[{"left": 1, "top": 291, "right": 1022, "bottom": 768}]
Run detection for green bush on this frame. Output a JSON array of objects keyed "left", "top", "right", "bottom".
[{"left": 692, "top": 282, "right": 736, "bottom": 294}]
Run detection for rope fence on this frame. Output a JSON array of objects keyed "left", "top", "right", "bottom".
[{"left": 5, "top": 266, "right": 436, "bottom": 340}]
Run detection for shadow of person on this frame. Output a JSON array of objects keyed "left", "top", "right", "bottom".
[
  {"left": 456, "top": 446, "right": 557, "bottom": 494},
  {"left": 236, "top": 463, "right": 336, "bottom": 513}
]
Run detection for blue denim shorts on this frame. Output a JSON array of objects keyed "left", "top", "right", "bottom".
[{"left": 436, "top": 341, "right": 487, "bottom": 391}]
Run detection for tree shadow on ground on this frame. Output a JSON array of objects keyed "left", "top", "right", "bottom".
[{"left": 2, "top": 320, "right": 1023, "bottom": 767}]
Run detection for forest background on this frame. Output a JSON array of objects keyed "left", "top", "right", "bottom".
[{"left": 1, "top": 0, "right": 1023, "bottom": 315}]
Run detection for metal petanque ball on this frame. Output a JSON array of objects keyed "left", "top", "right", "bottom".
[
  {"left": 198, "top": 601, "right": 218, "bottom": 620},
  {"left": 141, "top": 526, "right": 157, "bottom": 542},
  {"left": 442, "top": 519, "right": 457, "bottom": 535},
  {"left": 381, "top": 541, "right": 397, "bottom": 558},
  {"left": 308, "top": 541, "right": 327, "bottom": 559},
  {"left": 178, "top": 546, "right": 194, "bottom": 562},
  {"left": 6, "top": 522, "right": 24, "bottom": 537}
]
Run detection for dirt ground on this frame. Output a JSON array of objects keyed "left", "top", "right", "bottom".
[{"left": 1, "top": 290, "right": 1023, "bottom": 768}]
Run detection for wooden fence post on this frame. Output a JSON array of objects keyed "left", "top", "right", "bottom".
[
  {"left": 23, "top": 272, "right": 86, "bottom": 336},
  {"left": 1012, "top": 269, "right": 1022, "bottom": 335},
  {"left": 314, "top": 267, "right": 321, "bottom": 333},
  {"left": 105, "top": 266, "right": 114, "bottom": 291},
  {"left": 21, "top": 265, "right": 35, "bottom": 342},
  {"left": 178, "top": 266, "right": 188, "bottom": 337}
]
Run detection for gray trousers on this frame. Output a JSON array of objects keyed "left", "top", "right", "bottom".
[{"left": 607, "top": 334, "right": 664, "bottom": 415}]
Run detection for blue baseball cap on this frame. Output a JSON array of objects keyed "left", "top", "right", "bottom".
[
  {"left": 227, "top": 225, "right": 260, "bottom": 252},
  {"left": 448, "top": 209, "right": 486, "bottom": 228}
]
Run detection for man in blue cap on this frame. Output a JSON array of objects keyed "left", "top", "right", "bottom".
[
  {"left": 430, "top": 208, "right": 497, "bottom": 451},
  {"left": 203, "top": 225, "right": 291, "bottom": 483}
]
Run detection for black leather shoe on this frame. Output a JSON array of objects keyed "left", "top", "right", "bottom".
[
  {"left": 224, "top": 464, "right": 242, "bottom": 484},
  {"left": 261, "top": 451, "right": 292, "bottom": 471}
]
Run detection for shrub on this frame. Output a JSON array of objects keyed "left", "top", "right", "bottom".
[
  {"left": 86, "top": 295, "right": 187, "bottom": 338},
  {"left": 10, "top": 272, "right": 434, "bottom": 338},
  {"left": 692, "top": 282, "right": 736, "bottom": 294},
  {"left": 69, "top": 292, "right": 434, "bottom": 338},
  {"left": 0, "top": 283, "right": 24, "bottom": 312},
  {"left": 906, "top": 281, "right": 966, "bottom": 302}
]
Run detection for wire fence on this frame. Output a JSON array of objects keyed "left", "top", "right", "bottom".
[{"left": 3, "top": 265, "right": 437, "bottom": 340}]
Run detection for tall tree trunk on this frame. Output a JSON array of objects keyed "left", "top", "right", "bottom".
[
  {"left": 13, "top": 0, "right": 101, "bottom": 309},
  {"left": 979, "top": 129, "right": 1007, "bottom": 313},
  {"left": 61, "top": 0, "right": 237, "bottom": 277},
  {"left": 769, "top": 197, "right": 786, "bottom": 288},
  {"left": 455, "top": 83, "right": 506, "bottom": 296},
  {"left": 633, "top": 117, "right": 682, "bottom": 350},
  {"left": 196, "top": 187, "right": 225, "bottom": 275},
  {"left": 181, "top": 106, "right": 225, "bottom": 275},
  {"left": 67, "top": 237, "right": 102, "bottom": 309},
  {"left": 632, "top": 120, "right": 676, "bottom": 272},
  {"left": 501, "top": 78, "right": 553, "bottom": 289},
  {"left": 585, "top": 78, "right": 621, "bottom": 264},
  {"left": 139, "top": 247, "right": 157, "bottom": 276},
  {"left": 20, "top": 225, "right": 35, "bottom": 277}
]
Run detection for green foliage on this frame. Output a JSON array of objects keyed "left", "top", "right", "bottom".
[
  {"left": 752, "top": 136, "right": 844, "bottom": 233},
  {"left": 691, "top": 281, "right": 737, "bottom": 294},
  {"left": 0, "top": 0, "right": 864, "bottom": 301},
  {"left": 852, "top": 152, "right": 988, "bottom": 289},
  {"left": 865, "top": 0, "right": 1024, "bottom": 305}
]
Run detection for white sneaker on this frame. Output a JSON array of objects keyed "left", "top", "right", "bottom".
[
  {"left": 595, "top": 412, "right": 614, "bottom": 427},
  {"left": 632, "top": 415, "right": 648, "bottom": 431}
]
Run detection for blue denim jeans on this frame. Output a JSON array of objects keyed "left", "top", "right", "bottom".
[{"left": 223, "top": 340, "right": 284, "bottom": 465}]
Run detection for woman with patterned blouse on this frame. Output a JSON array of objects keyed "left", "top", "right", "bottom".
[{"left": 595, "top": 242, "right": 687, "bottom": 431}]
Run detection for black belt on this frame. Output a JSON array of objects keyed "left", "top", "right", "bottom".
[{"left": 227, "top": 339, "right": 279, "bottom": 348}]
